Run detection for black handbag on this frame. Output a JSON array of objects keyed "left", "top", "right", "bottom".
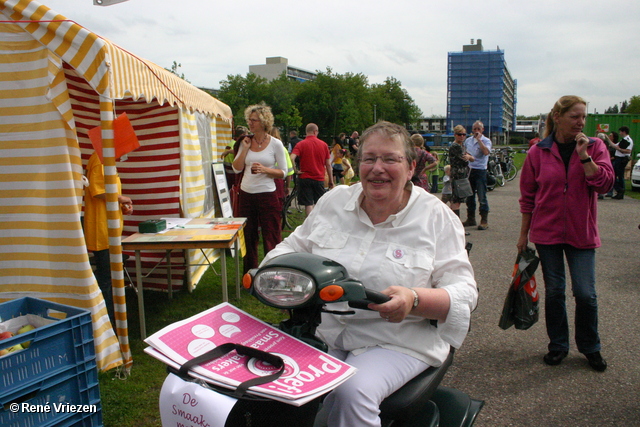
[{"left": 452, "top": 178, "right": 473, "bottom": 199}]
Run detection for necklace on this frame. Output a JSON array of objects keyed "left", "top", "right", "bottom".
[{"left": 255, "top": 134, "right": 267, "bottom": 148}]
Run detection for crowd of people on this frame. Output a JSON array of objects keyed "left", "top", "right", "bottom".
[
  {"left": 78, "top": 94, "right": 632, "bottom": 425},
  {"left": 81, "top": 94, "right": 635, "bottom": 426},
  {"left": 223, "top": 103, "right": 364, "bottom": 274}
]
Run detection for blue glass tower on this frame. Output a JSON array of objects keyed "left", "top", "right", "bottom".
[{"left": 446, "top": 39, "right": 517, "bottom": 142}]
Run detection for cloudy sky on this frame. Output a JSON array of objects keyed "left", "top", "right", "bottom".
[{"left": 37, "top": 0, "right": 639, "bottom": 117}]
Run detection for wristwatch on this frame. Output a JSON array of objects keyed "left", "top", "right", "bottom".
[
  {"left": 580, "top": 156, "right": 593, "bottom": 164},
  {"left": 410, "top": 288, "right": 419, "bottom": 309}
]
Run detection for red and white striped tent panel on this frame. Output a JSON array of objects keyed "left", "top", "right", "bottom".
[{"left": 0, "top": 0, "right": 233, "bottom": 373}]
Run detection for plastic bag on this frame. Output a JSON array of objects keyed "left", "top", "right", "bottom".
[{"left": 499, "top": 247, "right": 540, "bottom": 330}]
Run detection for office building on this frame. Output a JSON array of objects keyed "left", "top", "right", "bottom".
[
  {"left": 446, "top": 39, "right": 517, "bottom": 143},
  {"left": 249, "top": 57, "right": 316, "bottom": 82}
]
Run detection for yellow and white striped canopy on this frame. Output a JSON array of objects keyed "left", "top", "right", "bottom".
[{"left": 0, "top": 0, "right": 233, "bottom": 373}]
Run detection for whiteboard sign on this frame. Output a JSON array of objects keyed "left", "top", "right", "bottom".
[{"left": 212, "top": 163, "right": 233, "bottom": 218}]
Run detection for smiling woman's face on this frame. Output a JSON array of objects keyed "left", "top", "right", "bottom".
[{"left": 359, "top": 133, "right": 414, "bottom": 205}]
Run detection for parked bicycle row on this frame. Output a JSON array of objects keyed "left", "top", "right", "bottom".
[{"left": 437, "top": 145, "right": 518, "bottom": 192}]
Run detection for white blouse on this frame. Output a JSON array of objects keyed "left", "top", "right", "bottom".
[
  {"left": 262, "top": 183, "right": 478, "bottom": 367},
  {"left": 234, "top": 136, "right": 288, "bottom": 194}
]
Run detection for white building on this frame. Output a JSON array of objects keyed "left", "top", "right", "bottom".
[{"left": 249, "top": 57, "right": 316, "bottom": 82}]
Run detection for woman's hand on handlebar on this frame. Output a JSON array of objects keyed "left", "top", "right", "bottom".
[{"left": 368, "top": 286, "right": 414, "bottom": 323}]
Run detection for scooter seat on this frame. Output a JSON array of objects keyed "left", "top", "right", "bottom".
[{"left": 379, "top": 349, "right": 454, "bottom": 421}]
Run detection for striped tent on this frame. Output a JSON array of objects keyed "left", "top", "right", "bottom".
[{"left": 0, "top": 0, "right": 233, "bottom": 373}]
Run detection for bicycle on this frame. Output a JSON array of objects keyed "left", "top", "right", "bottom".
[
  {"left": 498, "top": 147, "right": 518, "bottom": 182},
  {"left": 281, "top": 174, "right": 302, "bottom": 230},
  {"left": 487, "top": 150, "right": 504, "bottom": 191},
  {"left": 438, "top": 149, "right": 450, "bottom": 173}
]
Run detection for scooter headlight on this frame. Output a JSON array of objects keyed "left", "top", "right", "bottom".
[{"left": 252, "top": 268, "right": 316, "bottom": 308}]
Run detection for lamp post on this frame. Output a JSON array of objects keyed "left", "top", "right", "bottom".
[
  {"left": 488, "top": 103, "right": 492, "bottom": 142},
  {"left": 462, "top": 105, "right": 470, "bottom": 130},
  {"left": 374, "top": 104, "right": 377, "bottom": 123}
]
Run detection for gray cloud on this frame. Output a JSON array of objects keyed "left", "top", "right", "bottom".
[{"left": 44, "top": 0, "right": 640, "bottom": 117}]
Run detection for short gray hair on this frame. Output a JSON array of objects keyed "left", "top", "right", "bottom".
[{"left": 358, "top": 121, "right": 416, "bottom": 166}]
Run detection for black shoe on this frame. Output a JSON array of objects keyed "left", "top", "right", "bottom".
[
  {"left": 543, "top": 350, "right": 568, "bottom": 366},
  {"left": 585, "top": 351, "right": 607, "bottom": 372},
  {"left": 611, "top": 194, "right": 624, "bottom": 200}
]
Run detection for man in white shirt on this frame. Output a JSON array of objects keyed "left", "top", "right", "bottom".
[
  {"left": 462, "top": 121, "right": 492, "bottom": 230},
  {"left": 608, "top": 126, "right": 634, "bottom": 199}
]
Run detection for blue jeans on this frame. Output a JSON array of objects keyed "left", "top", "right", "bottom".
[
  {"left": 465, "top": 168, "right": 489, "bottom": 213},
  {"left": 535, "top": 244, "right": 601, "bottom": 354},
  {"left": 612, "top": 156, "right": 629, "bottom": 195}
]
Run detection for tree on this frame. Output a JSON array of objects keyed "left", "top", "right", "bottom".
[
  {"left": 626, "top": 95, "right": 640, "bottom": 114},
  {"left": 217, "top": 73, "right": 269, "bottom": 125},
  {"left": 621, "top": 100, "right": 629, "bottom": 113},
  {"left": 370, "top": 77, "right": 422, "bottom": 128},
  {"left": 296, "top": 69, "right": 372, "bottom": 136},
  {"left": 216, "top": 69, "right": 422, "bottom": 139},
  {"left": 605, "top": 104, "right": 619, "bottom": 114},
  {"left": 275, "top": 105, "right": 303, "bottom": 135},
  {"left": 165, "top": 61, "right": 190, "bottom": 83},
  {"left": 265, "top": 74, "right": 303, "bottom": 133}
]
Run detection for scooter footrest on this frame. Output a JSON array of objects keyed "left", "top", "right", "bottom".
[{"left": 431, "top": 386, "right": 484, "bottom": 427}]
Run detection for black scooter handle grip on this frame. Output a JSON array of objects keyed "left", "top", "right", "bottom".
[
  {"left": 348, "top": 289, "right": 390, "bottom": 310},
  {"left": 364, "top": 289, "right": 391, "bottom": 304}
]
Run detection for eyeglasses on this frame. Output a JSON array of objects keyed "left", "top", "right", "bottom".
[
  {"left": 455, "top": 133, "right": 466, "bottom": 136},
  {"left": 361, "top": 155, "right": 405, "bottom": 165}
]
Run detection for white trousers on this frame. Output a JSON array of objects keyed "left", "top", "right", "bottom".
[{"left": 314, "top": 347, "right": 429, "bottom": 427}]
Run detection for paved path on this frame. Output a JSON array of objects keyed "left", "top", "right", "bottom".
[{"left": 440, "top": 176, "right": 640, "bottom": 426}]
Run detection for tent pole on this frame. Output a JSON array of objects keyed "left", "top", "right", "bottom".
[{"left": 100, "top": 97, "right": 133, "bottom": 373}]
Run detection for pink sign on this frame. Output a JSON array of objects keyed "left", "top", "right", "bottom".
[{"left": 145, "top": 303, "right": 356, "bottom": 402}]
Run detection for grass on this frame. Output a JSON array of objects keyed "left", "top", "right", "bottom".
[{"left": 98, "top": 208, "right": 307, "bottom": 426}]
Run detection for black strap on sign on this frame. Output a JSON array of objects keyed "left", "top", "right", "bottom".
[{"left": 176, "top": 343, "right": 285, "bottom": 398}]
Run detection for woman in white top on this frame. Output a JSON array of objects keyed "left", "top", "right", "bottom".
[
  {"left": 232, "top": 104, "right": 288, "bottom": 273},
  {"left": 263, "top": 121, "right": 477, "bottom": 427}
]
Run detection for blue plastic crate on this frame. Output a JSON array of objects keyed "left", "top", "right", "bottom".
[
  {"left": 0, "top": 360, "right": 102, "bottom": 427},
  {"left": 0, "top": 297, "right": 95, "bottom": 402}
]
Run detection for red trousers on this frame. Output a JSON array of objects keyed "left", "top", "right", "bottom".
[{"left": 237, "top": 189, "right": 282, "bottom": 273}]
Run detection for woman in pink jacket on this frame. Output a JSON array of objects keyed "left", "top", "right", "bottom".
[{"left": 517, "top": 95, "right": 614, "bottom": 372}]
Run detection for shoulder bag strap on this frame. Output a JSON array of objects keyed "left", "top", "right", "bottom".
[{"left": 176, "top": 343, "right": 285, "bottom": 397}]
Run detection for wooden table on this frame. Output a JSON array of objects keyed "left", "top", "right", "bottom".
[{"left": 122, "top": 217, "right": 246, "bottom": 339}]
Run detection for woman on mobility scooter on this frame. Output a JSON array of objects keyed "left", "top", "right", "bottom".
[{"left": 262, "top": 121, "right": 478, "bottom": 427}]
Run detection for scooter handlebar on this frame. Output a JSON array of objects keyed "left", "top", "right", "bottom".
[
  {"left": 364, "top": 288, "right": 391, "bottom": 304},
  {"left": 348, "top": 289, "right": 390, "bottom": 310}
]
